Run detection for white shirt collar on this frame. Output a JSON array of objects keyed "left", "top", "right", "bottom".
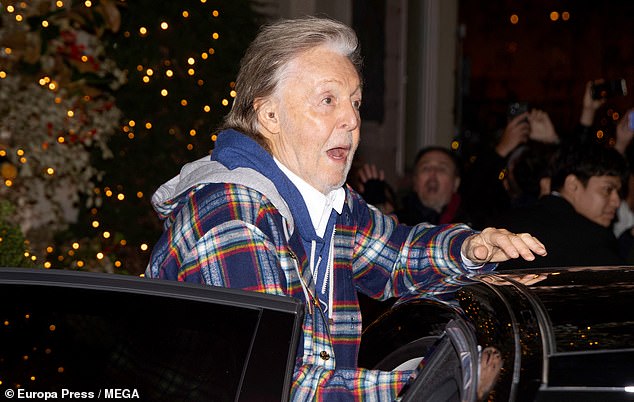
[{"left": 274, "top": 158, "right": 345, "bottom": 238}]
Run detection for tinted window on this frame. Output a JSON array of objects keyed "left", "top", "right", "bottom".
[{"left": 0, "top": 284, "right": 264, "bottom": 401}]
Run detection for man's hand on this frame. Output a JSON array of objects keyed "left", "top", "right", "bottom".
[
  {"left": 528, "top": 109, "right": 558, "bottom": 144},
  {"left": 496, "top": 113, "right": 530, "bottom": 158},
  {"left": 356, "top": 163, "right": 385, "bottom": 194},
  {"left": 462, "top": 227, "right": 547, "bottom": 264},
  {"left": 580, "top": 80, "right": 605, "bottom": 127}
]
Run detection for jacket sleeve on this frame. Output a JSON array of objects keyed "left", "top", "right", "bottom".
[{"left": 349, "top": 188, "right": 496, "bottom": 301}]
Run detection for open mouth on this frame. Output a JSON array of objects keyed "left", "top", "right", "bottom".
[{"left": 327, "top": 147, "right": 349, "bottom": 161}]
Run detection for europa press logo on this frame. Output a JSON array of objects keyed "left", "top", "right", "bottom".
[{"left": 3, "top": 388, "right": 140, "bottom": 399}]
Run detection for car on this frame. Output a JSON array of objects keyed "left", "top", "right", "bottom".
[
  {"left": 358, "top": 265, "right": 634, "bottom": 401},
  {"left": 2, "top": 266, "right": 634, "bottom": 402}
]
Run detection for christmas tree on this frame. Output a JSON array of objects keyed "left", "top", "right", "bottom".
[{"left": 0, "top": 0, "right": 262, "bottom": 274}]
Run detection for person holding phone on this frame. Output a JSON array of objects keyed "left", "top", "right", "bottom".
[{"left": 461, "top": 105, "right": 559, "bottom": 229}]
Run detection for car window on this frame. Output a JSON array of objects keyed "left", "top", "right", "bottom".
[{"left": 0, "top": 281, "right": 298, "bottom": 401}]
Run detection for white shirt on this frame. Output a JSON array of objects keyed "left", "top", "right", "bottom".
[{"left": 274, "top": 158, "right": 344, "bottom": 238}]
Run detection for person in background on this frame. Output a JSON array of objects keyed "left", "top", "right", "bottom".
[
  {"left": 572, "top": 80, "right": 634, "bottom": 261},
  {"left": 397, "top": 146, "right": 470, "bottom": 226},
  {"left": 355, "top": 146, "right": 468, "bottom": 226},
  {"left": 494, "top": 143, "right": 627, "bottom": 270},
  {"left": 145, "top": 16, "right": 546, "bottom": 400},
  {"left": 503, "top": 140, "right": 558, "bottom": 209},
  {"left": 461, "top": 108, "right": 559, "bottom": 229}
]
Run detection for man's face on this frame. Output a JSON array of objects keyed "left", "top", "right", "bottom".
[
  {"left": 266, "top": 45, "right": 362, "bottom": 194},
  {"left": 412, "top": 150, "right": 460, "bottom": 212},
  {"left": 570, "top": 175, "right": 621, "bottom": 227}
]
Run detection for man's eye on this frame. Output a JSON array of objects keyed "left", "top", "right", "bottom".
[
  {"left": 353, "top": 100, "right": 362, "bottom": 110},
  {"left": 322, "top": 97, "right": 333, "bottom": 105}
]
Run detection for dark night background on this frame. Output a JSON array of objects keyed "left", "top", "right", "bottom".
[{"left": 458, "top": 0, "right": 633, "bottom": 145}]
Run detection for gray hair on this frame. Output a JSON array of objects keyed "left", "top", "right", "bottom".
[{"left": 219, "top": 16, "right": 362, "bottom": 151}]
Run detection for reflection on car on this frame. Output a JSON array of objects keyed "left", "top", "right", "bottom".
[{"left": 359, "top": 266, "right": 634, "bottom": 401}]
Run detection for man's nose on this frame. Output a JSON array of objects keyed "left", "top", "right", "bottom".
[
  {"left": 610, "top": 190, "right": 621, "bottom": 207},
  {"left": 339, "top": 100, "right": 359, "bottom": 131}
]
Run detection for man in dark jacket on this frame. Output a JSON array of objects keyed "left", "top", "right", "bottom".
[{"left": 495, "top": 143, "right": 627, "bottom": 269}]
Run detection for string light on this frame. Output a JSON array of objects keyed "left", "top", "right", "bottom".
[{"left": 1, "top": 1, "right": 240, "bottom": 273}]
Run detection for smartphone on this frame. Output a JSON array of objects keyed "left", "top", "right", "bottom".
[
  {"left": 629, "top": 110, "right": 634, "bottom": 131},
  {"left": 591, "top": 78, "right": 628, "bottom": 100},
  {"left": 507, "top": 102, "right": 529, "bottom": 120}
]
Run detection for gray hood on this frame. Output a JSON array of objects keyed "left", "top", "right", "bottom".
[{"left": 152, "top": 156, "right": 294, "bottom": 230}]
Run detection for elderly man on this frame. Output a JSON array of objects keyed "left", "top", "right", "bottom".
[{"left": 146, "top": 16, "right": 546, "bottom": 400}]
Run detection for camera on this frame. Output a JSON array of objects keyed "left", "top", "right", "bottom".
[{"left": 591, "top": 78, "right": 628, "bottom": 100}]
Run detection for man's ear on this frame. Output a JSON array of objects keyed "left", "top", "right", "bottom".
[
  {"left": 562, "top": 174, "right": 580, "bottom": 196},
  {"left": 253, "top": 97, "right": 280, "bottom": 135}
]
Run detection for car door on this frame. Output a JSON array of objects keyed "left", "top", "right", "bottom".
[{"left": 0, "top": 268, "right": 303, "bottom": 402}]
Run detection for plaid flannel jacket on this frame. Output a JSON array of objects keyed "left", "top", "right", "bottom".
[{"left": 147, "top": 175, "right": 490, "bottom": 401}]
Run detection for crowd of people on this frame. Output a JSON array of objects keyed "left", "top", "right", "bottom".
[
  {"left": 143, "top": 15, "right": 631, "bottom": 401},
  {"left": 355, "top": 80, "right": 634, "bottom": 270}
]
